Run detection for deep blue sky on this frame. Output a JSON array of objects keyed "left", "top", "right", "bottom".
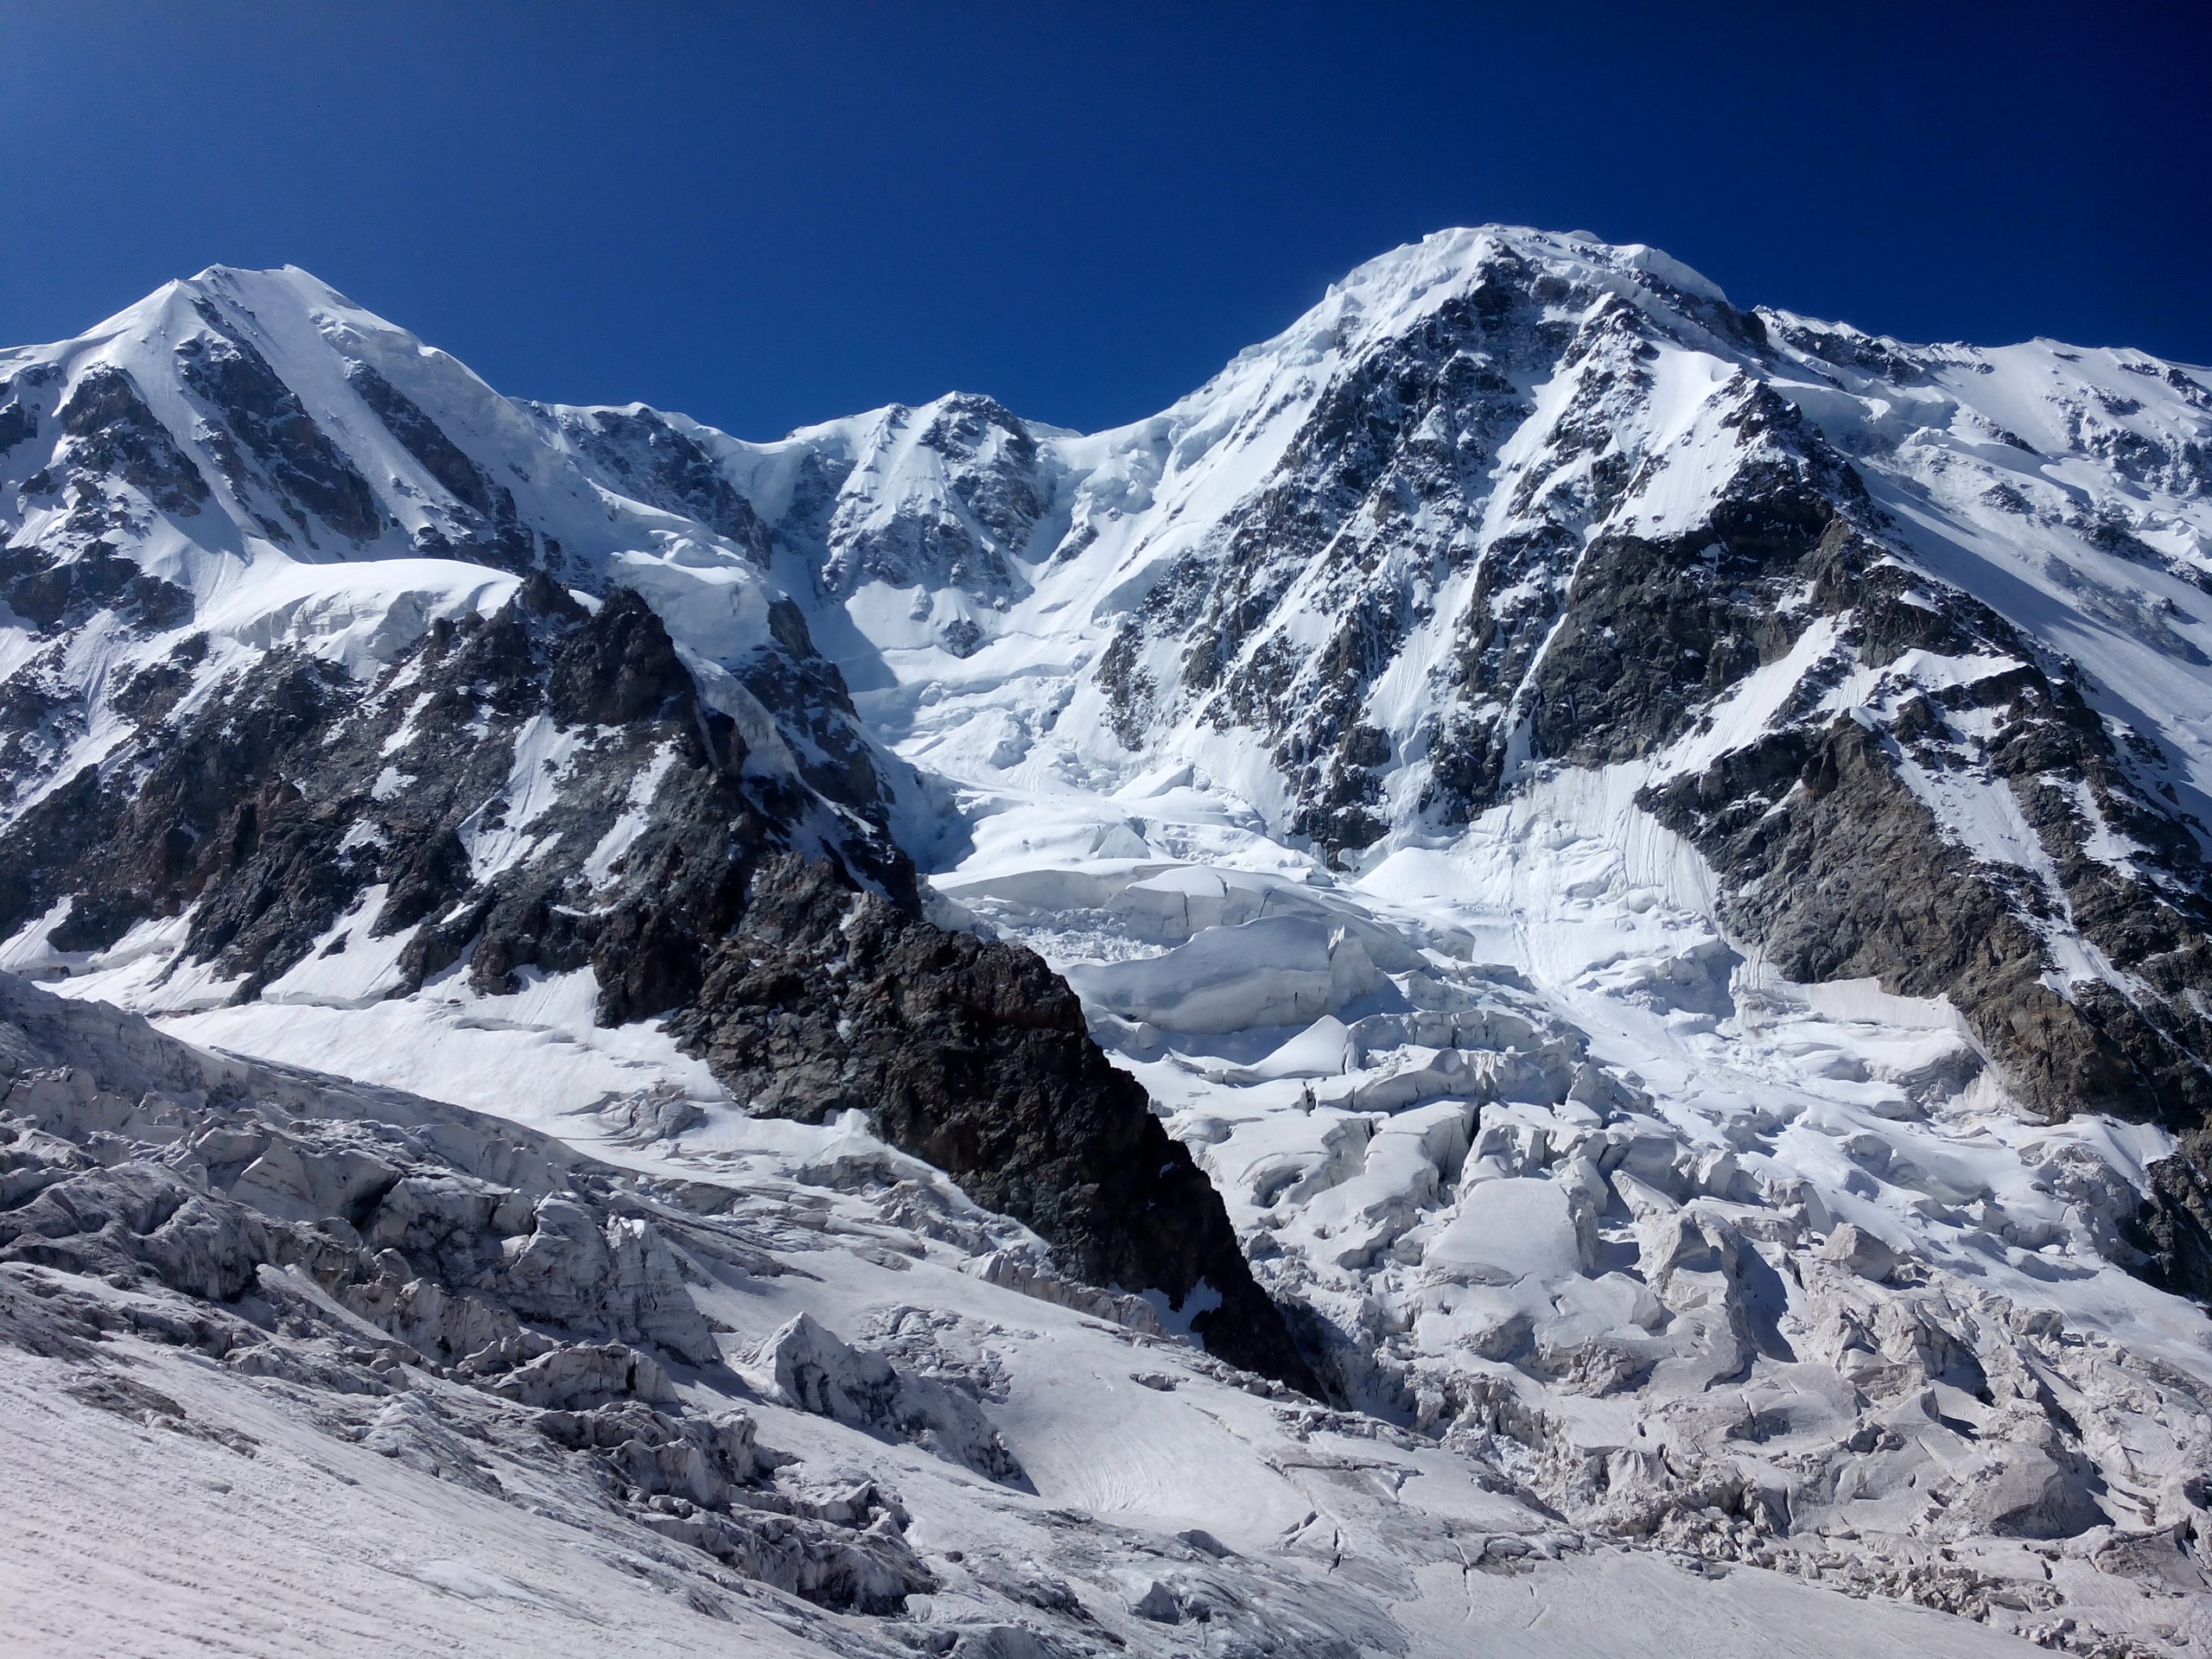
[{"left": 3, "top": 2, "right": 2206, "bottom": 437}]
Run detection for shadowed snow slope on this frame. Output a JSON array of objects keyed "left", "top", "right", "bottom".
[{"left": 5, "top": 232, "right": 2212, "bottom": 1656}]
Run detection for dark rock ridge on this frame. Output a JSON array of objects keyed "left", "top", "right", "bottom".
[
  {"left": 1640, "top": 524, "right": 2212, "bottom": 1123},
  {"left": 1094, "top": 253, "right": 1785, "bottom": 852},
  {"left": 175, "top": 298, "right": 381, "bottom": 546},
  {"left": 0, "top": 573, "right": 900, "bottom": 1017},
  {"left": 556, "top": 404, "right": 771, "bottom": 559},
  {"left": 347, "top": 362, "right": 541, "bottom": 569},
  {"left": 54, "top": 364, "right": 213, "bottom": 514},
  {"left": 1609, "top": 519, "right": 2212, "bottom": 1295},
  {"left": 669, "top": 854, "right": 1322, "bottom": 1394},
  {"left": 817, "top": 394, "right": 1048, "bottom": 599}
]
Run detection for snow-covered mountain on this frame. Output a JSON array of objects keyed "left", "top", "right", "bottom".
[{"left": 6, "top": 232, "right": 2212, "bottom": 1656}]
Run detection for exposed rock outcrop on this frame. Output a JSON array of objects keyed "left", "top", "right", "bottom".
[{"left": 671, "top": 854, "right": 1320, "bottom": 1394}]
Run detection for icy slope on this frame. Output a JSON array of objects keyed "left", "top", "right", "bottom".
[
  {"left": 5, "top": 970, "right": 2087, "bottom": 1659},
  {"left": 0, "top": 264, "right": 906, "bottom": 857},
  {"left": 783, "top": 230, "right": 2212, "bottom": 836},
  {"left": 934, "top": 770, "right": 2212, "bottom": 1645}
]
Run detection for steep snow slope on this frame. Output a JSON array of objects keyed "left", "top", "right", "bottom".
[
  {"left": 0, "top": 264, "right": 907, "bottom": 862},
  {"left": 763, "top": 225, "right": 2212, "bottom": 1267},
  {"left": 5, "top": 234, "right": 2212, "bottom": 1655},
  {"left": 785, "top": 231, "right": 2212, "bottom": 826}
]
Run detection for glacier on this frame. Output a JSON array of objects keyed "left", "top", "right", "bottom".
[{"left": 3, "top": 227, "right": 2212, "bottom": 1655}]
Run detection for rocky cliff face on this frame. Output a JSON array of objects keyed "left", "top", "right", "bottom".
[
  {"left": 668, "top": 854, "right": 1319, "bottom": 1389},
  {"left": 0, "top": 573, "right": 874, "bottom": 1015}
]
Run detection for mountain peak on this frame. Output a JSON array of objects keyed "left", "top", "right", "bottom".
[{"left": 1318, "top": 225, "right": 1732, "bottom": 331}]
